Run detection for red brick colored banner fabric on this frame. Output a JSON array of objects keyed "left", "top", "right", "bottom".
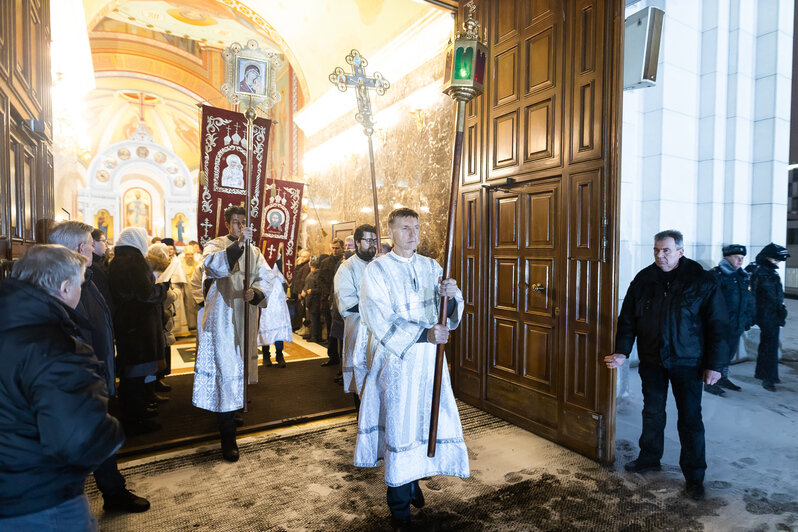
[
  {"left": 256, "top": 178, "right": 304, "bottom": 284},
  {"left": 197, "top": 105, "right": 271, "bottom": 247}
]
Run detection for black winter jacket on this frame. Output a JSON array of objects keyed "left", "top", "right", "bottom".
[
  {"left": 109, "top": 246, "right": 168, "bottom": 372},
  {"left": 0, "top": 279, "right": 123, "bottom": 517},
  {"left": 750, "top": 256, "right": 786, "bottom": 327},
  {"left": 615, "top": 257, "right": 728, "bottom": 371},
  {"left": 711, "top": 260, "right": 755, "bottom": 337},
  {"left": 74, "top": 267, "right": 116, "bottom": 394}
]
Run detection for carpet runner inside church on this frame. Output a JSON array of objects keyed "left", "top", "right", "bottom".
[{"left": 113, "top": 359, "right": 355, "bottom": 457}]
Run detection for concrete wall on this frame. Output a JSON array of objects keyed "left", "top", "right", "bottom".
[{"left": 617, "top": 0, "right": 793, "bottom": 393}]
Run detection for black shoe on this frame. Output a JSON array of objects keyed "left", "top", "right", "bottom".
[
  {"left": 763, "top": 381, "right": 776, "bottom": 392},
  {"left": 263, "top": 355, "right": 273, "bottom": 367},
  {"left": 410, "top": 481, "right": 425, "bottom": 509},
  {"left": 684, "top": 482, "right": 705, "bottom": 501},
  {"left": 276, "top": 354, "right": 286, "bottom": 368},
  {"left": 141, "top": 406, "right": 160, "bottom": 418},
  {"left": 221, "top": 432, "right": 239, "bottom": 462},
  {"left": 103, "top": 489, "right": 151, "bottom": 513},
  {"left": 321, "top": 357, "right": 340, "bottom": 367},
  {"left": 390, "top": 516, "right": 413, "bottom": 532},
  {"left": 718, "top": 377, "right": 741, "bottom": 391},
  {"left": 154, "top": 393, "right": 170, "bottom": 404},
  {"left": 704, "top": 383, "right": 725, "bottom": 396},
  {"left": 624, "top": 459, "right": 661, "bottom": 473},
  {"left": 154, "top": 380, "right": 171, "bottom": 393}
]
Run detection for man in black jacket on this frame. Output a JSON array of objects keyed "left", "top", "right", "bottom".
[
  {"left": 750, "top": 243, "right": 790, "bottom": 391},
  {"left": 705, "top": 244, "right": 755, "bottom": 395},
  {"left": 50, "top": 221, "right": 151, "bottom": 513},
  {"left": 605, "top": 230, "right": 727, "bottom": 501},
  {"left": 0, "top": 245, "right": 123, "bottom": 529}
]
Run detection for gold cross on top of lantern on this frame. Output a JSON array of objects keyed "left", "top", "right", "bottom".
[{"left": 442, "top": 2, "right": 487, "bottom": 102}]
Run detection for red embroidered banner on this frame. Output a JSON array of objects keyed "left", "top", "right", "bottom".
[
  {"left": 257, "top": 179, "right": 303, "bottom": 284},
  {"left": 197, "top": 105, "right": 270, "bottom": 247},
  {"left": 198, "top": 105, "right": 304, "bottom": 283}
]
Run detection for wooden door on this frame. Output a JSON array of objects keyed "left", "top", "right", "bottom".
[{"left": 452, "top": 0, "right": 622, "bottom": 462}]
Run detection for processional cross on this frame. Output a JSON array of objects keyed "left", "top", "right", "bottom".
[{"left": 330, "top": 50, "right": 390, "bottom": 248}]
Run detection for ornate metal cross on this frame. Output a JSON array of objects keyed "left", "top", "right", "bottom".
[{"left": 330, "top": 49, "right": 390, "bottom": 136}]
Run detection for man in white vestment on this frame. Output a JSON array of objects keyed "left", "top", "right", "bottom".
[
  {"left": 258, "top": 264, "right": 293, "bottom": 368},
  {"left": 192, "top": 206, "right": 274, "bottom": 462},
  {"left": 333, "top": 223, "right": 378, "bottom": 409},
  {"left": 355, "top": 208, "right": 469, "bottom": 529}
]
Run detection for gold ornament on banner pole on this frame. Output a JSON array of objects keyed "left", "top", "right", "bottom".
[{"left": 221, "top": 39, "right": 282, "bottom": 413}]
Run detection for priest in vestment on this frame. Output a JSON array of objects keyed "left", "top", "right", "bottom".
[
  {"left": 354, "top": 208, "right": 469, "bottom": 528},
  {"left": 333, "top": 223, "right": 378, "bottom": 406},
  {"left": 192, "top": 206, "right": 275, "bottom": 462}
]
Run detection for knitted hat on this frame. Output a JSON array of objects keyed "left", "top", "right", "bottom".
[
  {"left": 115, "top": 227, "right": 149, "bottom": 257},
  {"left": 721, "top": 244, "right": 746, "bottom": 257},
  {"left": 161, "top": 237, "right": 175, "bottom": 247}
]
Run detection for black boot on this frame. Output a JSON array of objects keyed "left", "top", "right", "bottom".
[
  {"left": 262, "top": 347, "right": 273, "bottom": 367},
  {"left": 275, "top": 351, "right": 286, "bottom": 368},
  {"left": 103, "top": 489, "right": 151, "bottom": 513},
  {"left": 154, "top": 379, "right": 171, "bottom": 392},
  {"left": 321, "top": 356, "right": 340, "bottom": 367},
  {"left": 219, "top": 411, "right": 239, "bottom": 462}
]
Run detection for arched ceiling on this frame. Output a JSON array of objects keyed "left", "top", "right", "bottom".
[{"left": 82, "top": 0, "right": 446, "bottom": 104}]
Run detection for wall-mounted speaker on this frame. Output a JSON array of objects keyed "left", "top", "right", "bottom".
[{"left": 623, "top": 6, "right": 664, "bottom": 90}]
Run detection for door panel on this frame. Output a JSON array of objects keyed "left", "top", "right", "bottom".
[{"left": 452, "top": 0, "right": 621, "bottom": 464}]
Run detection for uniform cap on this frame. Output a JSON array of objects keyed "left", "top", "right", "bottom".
[{"left": 722, "top": 244, "right": 746, "bottom": 256}]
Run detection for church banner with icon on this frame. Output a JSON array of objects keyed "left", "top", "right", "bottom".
[
  {"left": 257, "top": 178, "right": 304, "bottom": 284},
  {"left": 197, "top": 105, "right": 271, "bottom": 247}
]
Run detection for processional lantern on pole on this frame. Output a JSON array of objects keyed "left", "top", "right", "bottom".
[
  {"left": 428, "top": 2, "right": 487, "bottom": 458},
  {"left": 220, "top": 39, "right": 282, "bottom": 413},
  {"left": 329, "top": 50, "right": 390, "bottom": 248}
]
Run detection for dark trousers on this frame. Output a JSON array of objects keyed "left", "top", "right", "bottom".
[
  {"left": 218, "top": 411, "right": 237, "bottom": 435},
  {"left": 638, "top": 362, "right": 706, "bottom": 484},
  {"left": 322, "top": 308, "right": 331, "bottom": 338},
  {"left": 263, "top": 341, "right": 284, "bottom": 357},
  {"left": 309, "top": 311, "right": 322, "bottom": 341},
  {"left": 755, "top": 324, "right": 780, "bottom": 383},
  {"left": 119, "top": 377, "right": 150, "bottom": 420},
  {"left": 93, "top": 453, "right": 126, "bottom": 497},
  {"left": 386, "top": 480, "right": 421, "bottom": 520}
]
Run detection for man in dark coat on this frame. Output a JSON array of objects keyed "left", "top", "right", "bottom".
[
  {"left": 705, "top": 244, "right": 755, "bottom": 395},
  {"left": 605, "top": 230, "right": 727, "bottom": 501},
  {"left": 301, "top": 257, "right": 323, "bottom": 342},
  {"left": 90, "top": 228, "right": 113, "bottom": 308},
  {"left": 319, "top": 240, "right": 345, "bottom": 365},
  {"left": 290, "top": 249, "right": 311, "bottom": 332},
  {"left": 0, "top": 245, "right": 123, "bottom": 529},
  {"left": 750, "top": 243, "right": 790, "bottom": 391},
  {"left": 109, "top": 227, "right": 169, "bottom": 435},
  {"left": 49, "top": 221, "right": 151, "bottom": 513}
]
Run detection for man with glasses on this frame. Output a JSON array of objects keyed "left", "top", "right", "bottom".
[
  {"left": 333, "top": 224, "right": 378, "bottom": 409},
  {"left": 49, "top": 221, "right": 151, "bottom": 513},
  {"left": 605, "top": 230, "right": 727, "bottom": 501}
]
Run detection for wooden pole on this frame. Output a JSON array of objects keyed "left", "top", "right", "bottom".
[
  {"left": 428, "top": 99, "right": 467, "bottom": 457},
  {"left": 243, "top": 106, "right": 256, "bottom": 414},
  {"left": 366, "top": 133, "right": 382, "bottom": 249}
]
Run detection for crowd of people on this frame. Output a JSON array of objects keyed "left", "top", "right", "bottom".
[{"left": 0, "top": 209, "right": 791, "bottom": 530}]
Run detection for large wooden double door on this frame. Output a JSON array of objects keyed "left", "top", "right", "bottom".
[{"left": 451, "top": 0, "right": 622, "bottom": 462}]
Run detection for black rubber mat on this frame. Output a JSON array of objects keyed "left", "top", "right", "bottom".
[{"left": 113, "top": 359, "right": 355, "bottom": 457}]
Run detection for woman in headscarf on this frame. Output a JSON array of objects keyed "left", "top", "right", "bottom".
[{"left": 108, "top": 228, "right": 169, "bottom": 435}]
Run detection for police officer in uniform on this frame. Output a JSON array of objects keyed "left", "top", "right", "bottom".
[
  {"left": 705, "top": 244, "right": 755, "bottom": 395},
  {"left": 749, "top": 243, "right": 790, "bottom": 391}
]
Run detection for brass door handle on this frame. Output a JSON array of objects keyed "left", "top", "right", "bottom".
[{"left": 530, "top": 283, "right": 545, "bottom": 293}]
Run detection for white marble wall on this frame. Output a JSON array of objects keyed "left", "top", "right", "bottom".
[{"left": 618, "top": 0, "right": 793, "bottom": 381}]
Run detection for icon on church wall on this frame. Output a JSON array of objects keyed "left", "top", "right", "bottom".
[
  {"left": 94, "top": 209, "right": 113, "bottom": 241},
  {"left": 220, "top": 153, "right": 245, "bottom": 189},
  {"left": 236, "top": 58, "right": 267, "bottom": 96},
  {"left": 136, "top": 146, "right": 149, "bottom": 158},
  {"left": 172, "top": 213, "right": 189, "bottom": 244},
  {"left": 154, "top": 152, "right": 167, "bottom": 164},
  {"left": 96, "top": 169, "right": 110, "bottom": 183},
  {"left": 123, "top": 187, "right": 152, "bottom": 234},
  {"left": 118, "top": 148, "right": 131, "bottom": 160},
  {"left": 104, "top": 157, "right": 117, "bottom": 169}
]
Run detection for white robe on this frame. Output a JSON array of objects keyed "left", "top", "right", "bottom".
[
  {"left": 192, "top": 236, "right": 274, "bottom": 412},
  {"left": 258, "top": 265, "right": 293, "bottom": 346},
  {"left": 160, "top": 257, "right": 189, "bottom": 336},
  {"left": 354, "top": 251, "right": 469, "bottom": 487},
  {"left": 333, "top": 254, "right": 374, "bottom": 396}
]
